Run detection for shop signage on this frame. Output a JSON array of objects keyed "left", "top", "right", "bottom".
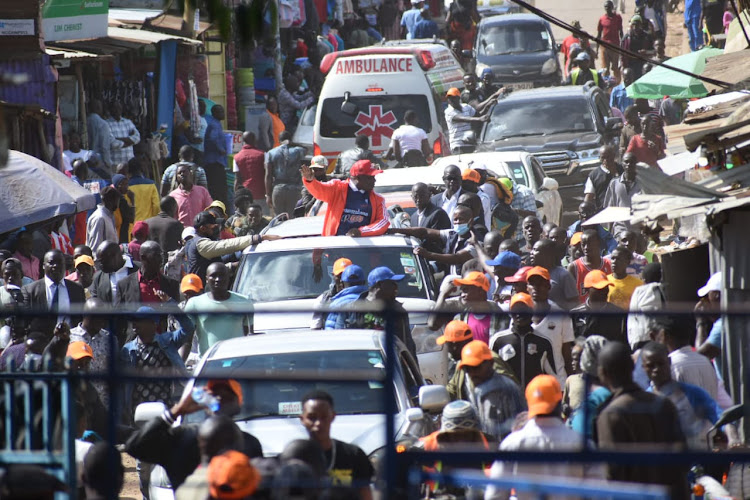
[
  {"left": 42, "top": 0, "right": 109, "bottom": 42},
  {"left": 0, "top": 19, "right": 35, "bottom": 36}
]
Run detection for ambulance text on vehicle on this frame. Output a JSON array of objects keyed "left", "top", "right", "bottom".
[{"left": 313, "top": 44, "right": 465, "bottom": 170}]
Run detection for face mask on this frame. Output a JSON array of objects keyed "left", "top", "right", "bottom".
[{"left": 454, "top": 223, "right": 470, "bottom": 236}]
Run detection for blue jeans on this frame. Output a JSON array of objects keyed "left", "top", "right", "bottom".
[{"left": 686, "top": 15, "right": 702, "bottom": 51}]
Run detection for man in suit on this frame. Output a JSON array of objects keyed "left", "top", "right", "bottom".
[
  {"left": 22, "top": 249, "right": 86, "bottom": 339},
  {"left": 144, "top": 196, "right": 184, "bottom": 260},
  {"left": 116, "top": 241, "right": 179, "bottom": 306},
  {"left": 412, "top": 182, "right": 451, "bottom": 254},
  {"left": 90, "top": 241, "right": 139, "bottom": 304}
]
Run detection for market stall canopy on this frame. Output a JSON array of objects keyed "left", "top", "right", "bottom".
[
  {"left": 0, "top": 150, "right": 96, "bottom": 234},
  {"left": 47, "top": 26, "right": 202, "bottom": 55},
  {"left": 626, "top": 47, "right": 724, "bottom": 99}
]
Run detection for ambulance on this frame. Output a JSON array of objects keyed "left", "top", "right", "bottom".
[{"left": 313, "top": 44, "right": 465, "bottom": 171}]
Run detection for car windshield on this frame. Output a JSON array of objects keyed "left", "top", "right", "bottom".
[
  {"left": 483, "top": 97, "right": 594, "bottom": 141},
  {"left": 319, "top": 95, "right": 432, "bottom": 140},
  {"left": 201, "top": 350, "right": 388, "bottom": 419},
  {"left": 478, "top": 23, "right": 552, "bottom": 55},
  {"left": 235, "top": 247, "right": 427, "bottom": 302}
]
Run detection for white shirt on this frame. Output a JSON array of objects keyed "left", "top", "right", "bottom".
[
  {"left": 477, "top": 189, "right": 493, "bottom": 228},
  {"left": 531, "top": 302, "right": 574, "bottom": 385},
  {"left": 669, "top": 345, "right": 719, "bottom": 400},
  {"left": 391, "top": 124, "right": 427, "bottom": 153},
  {"left": 63, "top": 149, "right": 93, "bottom": 164},
  {"left": 437, "top": 187, "right": 462, "bottom": 220},
  {"left": 626, "top": 282, "right": 665, "bottom": 349},
  {"left": 44, "top": 275, "right": 71, "bottom": 325},
  {"left": 485, "top": 417, "right": 604, "bottom": 500},
  {"left": 445, "top": 103, "right": 476, "bottom": 149},
  {"left": 480, "top": 181, "right": 500, "bottom": 208},
  {"left": 108, "top": 256, "right": 134, "bottom": 302}
]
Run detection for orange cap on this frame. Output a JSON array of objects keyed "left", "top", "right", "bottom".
[
  {"left": 570, "top": 232, "right": 583, "bottom": 246},
  {"left": 436, "top": 320, "right": 473, "bottom": 345},
  {"left": 74, "top": 255, "right": 94, "bottom": 269},
  {"left": 446, "top": 87, "right": 461, "bottom": 97},
  {"left": 526, "top": 374, "right": 562, "bottom": 418},
  {"left": 67, "top": 341, "right": 94, "bottom": 360},
  {"left": 526, "top": 266, "right": 550, "bottom": 282},
  {"left": 181, "top": 273, "right": 203, "bottom": 294},
  {"left": 207, "top": 450, "right": 260, "bottom": 499},
  {"left": 206, "top": 379, "right": 244, "bottom": 406},
  {"left": 583, "top": 269, "right": 613, "bottom": 289},
  {"left": 461, "top": 169, "right": 481, "bottom": 183},
  {"left": 457, "top": 340, "right": 493, "bottom": 370},
  {"left": 453, "top": 271, "right": 490, "bottom": 292},
  {"left": 332, "top": 258, "right": 353, "bottom": 276},
  {"left": 509, "top": 292, "right": 534, "bottom": 311}
]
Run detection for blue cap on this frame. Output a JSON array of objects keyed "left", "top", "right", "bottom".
[
  {"left": 341, "top": 265, "right": 366, "bottom": 284},
  {"left": 486, "top": 251, "right": 521, "bottom": 269},
  {"left": 131, "top": 306, "right": 159, "bottom": 322},
  {"left": 481, "top": 67, "right": 494, "bottom": 77},
  {"left": 367, "top": 266, "right": 406, "bottom": 287},
  {"left": 111, "top": 173, "right": 127, "bottom": 188}
]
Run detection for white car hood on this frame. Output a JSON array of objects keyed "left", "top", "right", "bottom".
[
  {"left": 236, "top": 413, "right": 405, "bottom": 457},
  {"left": 254, "top": 297, "right": 435, "bottom": 332}
]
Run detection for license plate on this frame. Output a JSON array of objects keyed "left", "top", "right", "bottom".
[{"left": 506, "top": 82, "right": 533, "bottom": 90}]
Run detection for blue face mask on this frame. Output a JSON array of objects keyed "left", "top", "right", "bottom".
[{"left": 454, "top": 223, "right": 470, "bottom": 235}]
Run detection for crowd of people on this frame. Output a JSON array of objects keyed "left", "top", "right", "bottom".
[{"left": 0, "top": 0, "right": 742, "bottom": 496}]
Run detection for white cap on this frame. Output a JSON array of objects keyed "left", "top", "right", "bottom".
[
  {"left": 472, "top": 162, "right": 487, "bottom": 171},
  {"left": 182, "top": 226, "right": 197, "bottom": 241},
  {"left": 697, "top": 272, "right": 722, "bottom": 297},
  {"left": 310, "top": 155, "right": 328, "bottom": 169}
]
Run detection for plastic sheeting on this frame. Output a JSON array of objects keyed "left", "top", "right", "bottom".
[{"left": 0, "top": 150, "right": 95, "bottom": 235}]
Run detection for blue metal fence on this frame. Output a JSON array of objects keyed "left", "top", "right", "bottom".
[{"left": 1, "top": 304, "right": 749, "bottom": 499}]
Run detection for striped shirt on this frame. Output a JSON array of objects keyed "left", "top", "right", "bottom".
[{"left": 669, "top": 345, "right": 719, "bottom": 400}]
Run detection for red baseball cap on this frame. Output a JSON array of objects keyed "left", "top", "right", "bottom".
[
  {"left": 349, "top": 160, "right": 383, "bottom": 177},
  {"left": 505, "top": 266, "right": 532, "bottom": 283}
]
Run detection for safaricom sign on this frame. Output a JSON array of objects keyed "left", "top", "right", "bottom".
[
  {"left": 42, "top": 0, "right": 109, "bottom": 42},
  {"left": 335, "top": 58, "right": 414, "bottom": 75}
]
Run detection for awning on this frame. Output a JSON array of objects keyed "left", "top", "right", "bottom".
[
  {"left": 47, "top": 26, "right": 202, "bottom": 55},
  {"left": 637, "top": 164, "right": 724, "bottom": 198},
  {"left": 683, "top": 117, "right": 750, "bottom": 152},
  {"left": 630, "top": 193, "right": 717, "bottom": 223},
  {"left": 702, "top": 51, "right": 750, "bottom": 93},
  {"left": 45, "top": 47, "right": 113, "bottom": 60},
  {"left": 109, "top": 9, "right": 212, "bottom": 36}
]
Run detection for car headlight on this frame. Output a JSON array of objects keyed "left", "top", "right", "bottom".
[
  {"left": 475, "top": 62, "right": 489, "bottom": 78},
  {"left": 575, "top": 148, "right": 601, "bottom": 164},
  {"left": 541, "top": 58, "right": 558, "bottom": 76},
  {"left": 411, "top": 325, "right": 443, "bottom": 354}
]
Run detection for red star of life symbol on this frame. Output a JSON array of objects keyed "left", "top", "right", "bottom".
[{"left": 354, "top": 105, "right": 397, "bottom": 147}]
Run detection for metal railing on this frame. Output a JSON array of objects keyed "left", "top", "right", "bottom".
[{"left": 1, "top": 303, "right": 749, "bottom": 500}]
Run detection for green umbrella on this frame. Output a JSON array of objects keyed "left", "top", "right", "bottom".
[{"left": 626, "top": 47, "right": 724, "bottom": 99}]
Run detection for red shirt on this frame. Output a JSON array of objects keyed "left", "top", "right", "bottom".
[
  {"left": 598, "top": 13, "right": 623, "bottom": 46},
  {"left": 627, "top": 135, "right": 665, "bottom": 169},
  {"left": 138, "top": 271, "right": 161, "bottom": 303},
  {"left": 233, "top": 145, "right": 266, "bottom": 200}
]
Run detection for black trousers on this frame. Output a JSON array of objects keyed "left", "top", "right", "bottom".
[{"left": 205, "top": 162, "right": 228, "bottom": 206}]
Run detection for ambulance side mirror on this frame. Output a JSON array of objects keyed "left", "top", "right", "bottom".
[{"left": 341, "top": 91, "right": 359, "bottom": 117}]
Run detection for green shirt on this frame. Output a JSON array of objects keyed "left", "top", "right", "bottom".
[{"left": 184, "top": 291, "right": 253, "bottom": 354}]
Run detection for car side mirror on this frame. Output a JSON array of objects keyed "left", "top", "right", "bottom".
[
  {"left": 405, "top": 407, "right": 425, "bottom": 423},
  {"left": 419, "top": 385, "right": 450, "bottom": 413},
  {"left": 341, "top": 91, "right": 358, "bottom": 117},
  {"left": 605, "top": 116, "right": 623, "bottom": 131},
  {"left": 461, "top": 49, "right": 474, "bottom": 59},
  {"left": 134, "top": 402, "right": 168, "bottom": 427}
]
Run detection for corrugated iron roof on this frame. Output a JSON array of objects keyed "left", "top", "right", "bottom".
[
  {"left": 45, "top": 47, "right": 113, "bottom": 60},
  {"left": 47, "top": 26, "right": 202, "bottom": 54},
  {"left": 702, "top": 52, "right": 750, "bottom": 93}
]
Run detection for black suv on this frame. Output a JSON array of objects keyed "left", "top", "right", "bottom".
[{"left": 478, "top": 82, "right": 622, "bottom": 192}]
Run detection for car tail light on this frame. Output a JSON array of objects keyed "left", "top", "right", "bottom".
[
  {"left": 433, "top": 133, "right": 443, "bottom": 157},
  {"left": 416, "top": 49, "right": 435, "bottom": 71},
  {"left": 319, "top": 53, "right": 338, "bottom": 74}
]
